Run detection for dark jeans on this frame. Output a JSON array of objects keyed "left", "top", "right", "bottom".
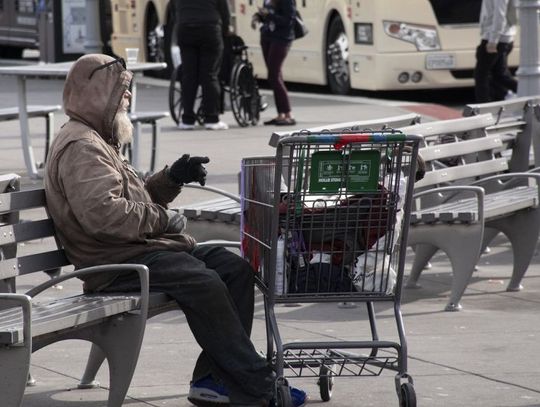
[
  {"left": 102, "top": 245, "right": 274, "bottom": 404},
  {"left": 178, "top": 24, "right": 224, "bottom": 124},
  {"left": 474, "top": 40, "right": 517, "bottom": 103},
  {"left": 261, "top": 37, "right": 291, "bottom": 114}
]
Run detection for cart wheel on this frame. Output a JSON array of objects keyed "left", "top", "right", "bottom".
[
  {"left": 276, "top": 383, "right": 293, "bottom": 407},
  {"left": 318, "top": 365, "right": 334, "bottom": 401},
  {"left": 399, "top": 383, "right": 416, "bottom": 407}
]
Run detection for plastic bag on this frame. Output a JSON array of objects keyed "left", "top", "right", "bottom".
[{"left": 350, "top": 246, "right": 396, "bottom": 294}]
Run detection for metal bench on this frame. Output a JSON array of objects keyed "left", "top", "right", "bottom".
[
  {"left": 0, "top": 105, "right": 61, "bottom": 164},
  {"left": 399, "top": 114, "right": 540, "bottom": 311},
  {"left": 0, "top": 173, "right": 151, "bottom": 407},
  {"left": 463, "top": 96, "right": 540, "bottom": 170},
  {"left": 125, "top": 111, "right": 170, "bottom": 173}
]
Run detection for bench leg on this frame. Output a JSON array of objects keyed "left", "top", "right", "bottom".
[
  {"left": 78, "top": 343, "right": 106, "bottom": 389},
  {"left": 408, "top": 223, "right": 483, "bottom": 311},
  {"left": 53, "top": 311, "right": 147, "bottom": 407},
  {"left": 88, "top": 314, "right": 146, "bottom": 407},
  {"left": 487, "top": 209, "right": 540, "bottom": 292},
  {"left": 0, "top": 295, "right": 31, "bottom": 407},
  {"left": 0, "top": 346, "right": 31, "bottom": 407}
]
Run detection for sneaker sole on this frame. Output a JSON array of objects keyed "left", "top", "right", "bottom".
[{"left": 187, "top": 396, "right": 230, "bottom": 406}]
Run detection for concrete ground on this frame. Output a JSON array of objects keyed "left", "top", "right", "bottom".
[{"left": 0, "top": 74, "right": 539, "bottom": 407}]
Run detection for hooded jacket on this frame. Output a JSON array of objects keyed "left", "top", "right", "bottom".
[{"left": 45, "top": 54, "right": 195, "bottom": 292}]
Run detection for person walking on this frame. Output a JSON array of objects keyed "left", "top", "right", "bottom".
[
  {"left": 175, "top": 0, "right": 229, "bottom": 130},
  {"left": 474, "top": 0, "right": 518, "bottom": 103},
  {"left": 252, "top": 0, "right": 296, "bottom": 126},
  {"left": 44, "top": 54, "right": 307, "bottom": 407}
]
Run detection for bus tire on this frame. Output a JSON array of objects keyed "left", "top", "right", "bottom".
[{"left": 326, "top": 16, "right": 351, "bottom": 95}]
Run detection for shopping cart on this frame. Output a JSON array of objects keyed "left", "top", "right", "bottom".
[{"left": 241, "top": 131, "right": 421, "bottom": 407}]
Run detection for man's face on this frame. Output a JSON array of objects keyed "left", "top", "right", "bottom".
[{"left": 114, "top": 90, "right": 133, "bottom": 145}]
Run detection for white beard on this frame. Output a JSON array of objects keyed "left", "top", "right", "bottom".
[{"left": 113, "top": 111, "right": 133, "bottom": 145}]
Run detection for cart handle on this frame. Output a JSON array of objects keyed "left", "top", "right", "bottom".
[{"left": 277, "top": 132, "right": 423, "bottom": 149}]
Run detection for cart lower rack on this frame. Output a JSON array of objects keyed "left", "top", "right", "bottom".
[{"left": 241, "top": 131, "right": 421, "bottom": 407}]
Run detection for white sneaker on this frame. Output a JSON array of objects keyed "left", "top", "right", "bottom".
[
  {"left": 178, "top": 122, "right": 195, "bottom": 130},
  {"left": 205, "top": 121, "right": 229, "bottom": 130},
  {"left": 505, "top": 90, "right": 517, "bottom": 100}
]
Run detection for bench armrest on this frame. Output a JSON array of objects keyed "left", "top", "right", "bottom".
[
  {"left": 470, "top": 173, "right": 540, "bottom": 203},
  {"left": 0, "top": 294, "right": 31, "bottom": 346},
  {"left": 413, "top": 186, "right": 485, "bottom": 224},
  {"left": 25, "top": 265, "right": 150, "bottom": 315},
  {"left": 197, "top": 240, "right": 241, "bottom": 248},
  {"left": 183, "top": 184, "right": 241, "bottom": 203}
]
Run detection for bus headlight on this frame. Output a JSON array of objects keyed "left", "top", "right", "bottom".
[{"left": 383, "top": 21, "right": 440, "bottom": 51}]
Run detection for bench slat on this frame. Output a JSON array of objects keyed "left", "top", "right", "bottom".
[
  {"left": 0, "top": 219, "right": 56, "bottom": 245},
  {"left": 0, "top": 250, "right": 69, "bottom": 280},
  {"left": 415, "top": 158, "right": 509, "bottom": 188},
  {"left": 0, "top": 294, "right": 141, "bottom": 345},
  {"left": 420, "top": 136, "right": 503, "bottom": 162},
  {"left": 0, "top": 189, "right": 46, "bottom": 214}
]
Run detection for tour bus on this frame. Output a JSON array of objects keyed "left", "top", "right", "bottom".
[{"left": 233, "top": 0, "right": 519, "bottom": 94}]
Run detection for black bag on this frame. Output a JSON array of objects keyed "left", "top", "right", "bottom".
[{"left": 294, "top": 11, "right": 308, "bottom": 40}]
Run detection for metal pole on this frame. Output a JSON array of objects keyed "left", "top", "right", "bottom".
[
  {"left": 516, "top": 0, "right": 540, "bottom": 96},
  {"left": 84, "top": 0, "right": 103, "bottom": 54}
]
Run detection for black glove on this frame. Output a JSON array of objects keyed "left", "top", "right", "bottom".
[
  {"left": 168, "top": 154, "right": 210, "bottom": 186},
  {"left": 165, "top": 209, "right": 187, "bottom": 234}
]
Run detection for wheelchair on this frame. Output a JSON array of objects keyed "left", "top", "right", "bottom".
[{"left": 168, "top": 34, "right": 264, "bottom": 127}]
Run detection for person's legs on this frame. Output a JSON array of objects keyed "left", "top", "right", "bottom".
[
  {"left": 264, "top": 40, "right": 292, "bottom": 117},
  {"left": 492, "top": 41, "right": 518, "bottom": 96},
  {"left": 474, "top": 40, "right": 498, "bottom": 103},
  {"left": 189, "top": 245, "right": 256, "bottom": 381},
  {"left": 178, "top": 25, "right": 200, "bottom": 125},
  {"left": 198, "top": 25, "right": 224, "bottom": 124},
  {"left": 103, "top": 249, "right": 274, "bottom": 405}
]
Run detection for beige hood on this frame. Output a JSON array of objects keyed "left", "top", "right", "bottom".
[{"left": 63, "top": 53, "right": 133, "bottom": 146}]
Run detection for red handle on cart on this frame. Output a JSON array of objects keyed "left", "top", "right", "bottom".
[{"left": 305, "top": 133, "right": 407, "bottom": 149}]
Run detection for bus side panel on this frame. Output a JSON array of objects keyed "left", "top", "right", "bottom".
[
  {"left": 110, "top": 0, "right": 170, "bottom": 61},
  {"left": 282, "top": 0, "right": 333, "bottom": 85}
]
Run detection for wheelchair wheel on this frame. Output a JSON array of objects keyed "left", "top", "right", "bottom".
[
  {"left": 168, "top": 64, "right": 182, "bottom": 125},
  {"left": 168, "top": 64, "right": 204, "bottom": 125},
  {"left": 230, "top": 62, "right": 260, "bottom": 127}
]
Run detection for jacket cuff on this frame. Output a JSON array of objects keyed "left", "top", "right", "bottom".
[{"left": 145, "top": 166, "right": 182, "bottom": 207}]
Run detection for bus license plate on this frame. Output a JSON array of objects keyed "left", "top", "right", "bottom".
[{"left": 426, "top": 54, "right": 455, "bottom": 70}]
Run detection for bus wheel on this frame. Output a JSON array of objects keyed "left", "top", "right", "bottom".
[{"left": 326, "top": 17, "right": 350, "bottom": 95}]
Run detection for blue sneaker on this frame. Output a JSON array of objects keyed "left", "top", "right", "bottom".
[
  {"left": 269, "top": 386, "right": 307, "bottom": 407},
  {"left": 188, "top": 375, "right": 230, "bottom": 406}
]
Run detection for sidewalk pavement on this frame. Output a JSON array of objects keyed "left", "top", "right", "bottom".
[{"left": 0, "top": 76, "right": 539, "bottom": 406}]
